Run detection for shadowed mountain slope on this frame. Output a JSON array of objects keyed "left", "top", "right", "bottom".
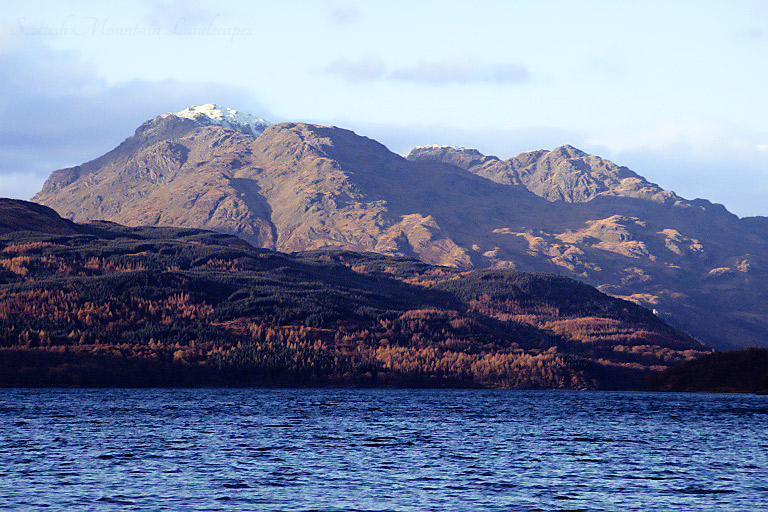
[{"left": 0, "top": 199, "right": 79, "bottom": 235}]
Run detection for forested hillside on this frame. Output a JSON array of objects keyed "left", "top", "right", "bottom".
[
  {"left": 645, "top": 348, "right": 768, "bottom": 393},
  {"left": 0, "top": 200, "right": 707, "bottom": 388}
]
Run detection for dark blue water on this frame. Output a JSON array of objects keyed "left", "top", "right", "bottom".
[{"left": 1, "top": 389, "right": 767, "bottom": 511}]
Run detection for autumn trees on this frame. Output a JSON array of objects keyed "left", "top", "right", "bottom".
[{"left": 0, "top": 225, "right": 707, "bottom": 388}]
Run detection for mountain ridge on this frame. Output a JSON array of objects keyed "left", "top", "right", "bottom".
[{"left": 408, "top": 143, "right": 693, "bottom": 207}]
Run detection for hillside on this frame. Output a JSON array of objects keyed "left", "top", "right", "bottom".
[
  {"left": 32, "top": 106, "right": 768, "bottom": 349},
  {"left": 645, "top": 348, "right": 768, "bottom": 393},
  {"left": 0, "top": 199, "right": 79, "bottom": 235},
  {"left": 0, "top": 199, "right": 705, "bottom": 388}
]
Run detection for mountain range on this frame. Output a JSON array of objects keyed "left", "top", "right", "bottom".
[{"left": 32, "top": 104, "right": 768, "bottom": 350}]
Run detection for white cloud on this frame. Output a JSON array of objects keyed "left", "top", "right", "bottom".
[
  {"left": 586, "top": 120, "right": 758, "bottom": 158},
  {"left": 322, "top": 54, "right": 386, "bottom": 82},
  {"left": 0, "top": 36, "right": 265, "bottom": 199},
  {"left": 584, "top": 120, "right": 768, "bottom": 217},
  {"left": 323, "top": 54, "right": 531, "bottom": 86},
  {"left": 733, "top": 27, "right": 765, "bottom": 40},
  {"left": 0, "top": 171, "right": 49, "bottom": 200},
  {"left": 329, "top": 6, "right": 361, "bottom": 25},
  {"left": 142, "top": 0, "right": 215, "bottom": 29},
  {"left": 390, "top": 60, "right": 530, "bottom": 86}
]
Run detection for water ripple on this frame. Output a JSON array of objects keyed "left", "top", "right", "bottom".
[{"left": 1, "top": 389, "right": 767, "bottom": 511}]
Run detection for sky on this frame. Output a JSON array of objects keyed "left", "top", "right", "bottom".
[{"left": 1, "top": 0, "right": 767, "bottom": 217}]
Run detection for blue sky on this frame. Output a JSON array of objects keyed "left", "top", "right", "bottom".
[{"left": 1, "top": 0, "right": 767, "bottom": 216}]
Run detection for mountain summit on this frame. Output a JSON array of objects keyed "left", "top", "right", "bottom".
[
  {"left": 161, "top": 103, "right": 271, "bottom": 136},
  {"left": 32, "top": 106, "right": 768, "bottom": 350},
  {"left": 407, "top": 144, "right": 681, "bottom": 204}
]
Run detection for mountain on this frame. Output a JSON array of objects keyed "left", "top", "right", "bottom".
[
  {"left": 32, "top": 106, "right": 768, "bottom": 350},
  {"left": 407, "top": 144, "right": 679, "bottom": 204},
  {"left": 0, "top": 199, "right": 705, "bottom": 388}
]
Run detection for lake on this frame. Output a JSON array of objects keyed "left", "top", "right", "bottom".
[{"left": 1, "top": 389, "right": 767, "bottom": 511}]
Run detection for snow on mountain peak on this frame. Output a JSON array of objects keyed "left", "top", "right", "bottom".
[
  {"left": 411, "top": 144, "right": 484, "bottom": 156},
  {"left": 163, "top": 103, "right": 271, "bottom": 136}
]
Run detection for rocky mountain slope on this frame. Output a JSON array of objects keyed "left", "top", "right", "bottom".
[
  {"left": 0, "top": 199, "right": 705, "bottom": 388},
  {"left": 406, "top": 144, "right": 680, "bottom": 204},
  {"left": 32, "top": 106, "right": 768, "bottom": 349}
]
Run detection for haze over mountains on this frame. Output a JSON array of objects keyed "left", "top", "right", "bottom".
[{"left": 32, "top": 104, "right": 768, "bottom": 350}]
